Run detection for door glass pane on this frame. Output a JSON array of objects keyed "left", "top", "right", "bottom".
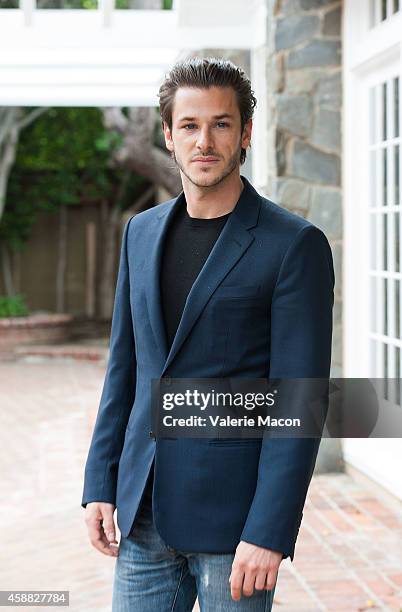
[
  {"left": 384, "top": 342, "right": 389, "bottom": 399},
  {"left": 370, "top": 151, "right": 377, "bottom": 207},
  {"left": 383, "top": 214, "right": 388, "bottom": 269},
  {"left": 371, "top": 0, "right": 400, "bottom": 25},
  {"left": 369, "top": 86, "right": 376, "bottom": 144},
  {"left": 384, "top": 277, "right": 388, "bottom": 334},
  {"left": 396, "top": 347, "right": 401, "bottom": 408}
]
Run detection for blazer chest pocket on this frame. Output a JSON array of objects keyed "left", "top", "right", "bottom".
[{"left": 211, "top": 284, "right": 268, "bottom": 373}]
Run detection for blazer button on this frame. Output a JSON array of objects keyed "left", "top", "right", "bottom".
[{"left": 149, "top": 430, "right": 155, "bottom": 439}]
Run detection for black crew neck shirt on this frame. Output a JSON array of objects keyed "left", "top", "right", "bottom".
[{"left": 160, "top": 201, "right": 232, "bottom": 350}]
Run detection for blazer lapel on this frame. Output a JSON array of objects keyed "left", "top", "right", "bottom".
[
  {"left": 145, "top": 192, "right": 184, "bottom": 364},
  {"left": 145, "top": 175, "right": 262, "bottom": 374}
]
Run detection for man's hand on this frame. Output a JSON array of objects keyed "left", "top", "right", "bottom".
[
  {"left": 85, "top": 502, "right": 119, "bottom": 557},
  {"left": 229, "top": 540, "right": 283, "bottom": 601}
]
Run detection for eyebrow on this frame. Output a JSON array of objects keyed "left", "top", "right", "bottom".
[{"left": 177, "top": 114, "right": 234, "bottom": 123}]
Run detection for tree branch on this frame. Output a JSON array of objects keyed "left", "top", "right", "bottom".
[{"left": 16, "top": 107, "right": 50, "bottom": 131}]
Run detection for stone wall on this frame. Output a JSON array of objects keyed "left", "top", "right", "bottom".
[
  {"left": 264, "top": 0, "right": 344, "bottom": 472},
  {"left": 266, "top": 0, "right": 343, "bottom": 378}
]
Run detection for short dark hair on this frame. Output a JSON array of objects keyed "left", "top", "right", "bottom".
[{"left": 157, "top": 57, "right": 257, "bottom": 165}]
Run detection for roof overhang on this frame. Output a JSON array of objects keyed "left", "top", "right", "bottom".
[{"left": 0, "top": 0, "right": 266, "bottom": 105}]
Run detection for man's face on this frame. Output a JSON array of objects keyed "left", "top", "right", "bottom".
[{"left": 163, "top": 86, "right": 252, "bottom": 188}]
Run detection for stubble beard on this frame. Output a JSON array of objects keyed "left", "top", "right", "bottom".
[{"left": 171, "top": 142, "right": 242, "bottom": 189}]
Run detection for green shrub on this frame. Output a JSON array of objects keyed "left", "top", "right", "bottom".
[{"left": 0, "top": 294, "right": 29, "bottom": 318}]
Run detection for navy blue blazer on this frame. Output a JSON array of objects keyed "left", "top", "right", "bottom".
[{"left": 82, "top": 175, "right": 334, "bottom": 561}]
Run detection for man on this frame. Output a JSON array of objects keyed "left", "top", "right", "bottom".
[{"left": 82, "top": 57, "right": 334, "bottom": 611}]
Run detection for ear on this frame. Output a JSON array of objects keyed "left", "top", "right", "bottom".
[
  {"left": 241, "top": 119, "right": 252, "bottom": 150},
  {"left": 163, "top": 121, "right": 174, "bottom": 153}
]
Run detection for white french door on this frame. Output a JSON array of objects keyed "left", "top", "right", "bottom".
[{"left": 343, "top": 0, "right": 402, "bottom": 499}]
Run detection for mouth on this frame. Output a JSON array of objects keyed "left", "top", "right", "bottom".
[{"left": 192, "top": 158, "right": 220, "bottom": 164}]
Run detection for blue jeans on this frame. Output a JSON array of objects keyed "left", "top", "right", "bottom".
[{"left": 112, "top": 483, "right": 277, "bottom": 611}]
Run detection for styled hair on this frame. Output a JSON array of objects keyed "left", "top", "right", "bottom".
[{"left": 157, "top": 57, "right": 257, "bottom": 165}]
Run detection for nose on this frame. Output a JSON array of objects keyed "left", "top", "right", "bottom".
[{"left": 196, "top": 125, "right": 214, "bottom": 151}]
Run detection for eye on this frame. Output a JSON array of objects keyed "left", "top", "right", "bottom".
[
  {"left": 183, "top": 123, "right": 196, "bottom": 130},
  {"left": 216, "top": 121, "right": 229, "bottom": 128}
]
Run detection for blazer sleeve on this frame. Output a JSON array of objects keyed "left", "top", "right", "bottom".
[
  {"left": 240, "top": 224, "right": 335, "bottom": 561},
  {"left": 81, "top": 215, "right": 137, "bottom": 508}
]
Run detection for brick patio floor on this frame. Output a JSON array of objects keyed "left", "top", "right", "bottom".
[{"left": 0, "top": 358, "right": 401, "bottom": 611}]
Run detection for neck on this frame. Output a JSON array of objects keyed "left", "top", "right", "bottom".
[{"left": 181, "top": 171, "right": 244, "bottom": 219}]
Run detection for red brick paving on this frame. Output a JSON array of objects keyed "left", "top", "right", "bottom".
[{"left": 0, "top": 357, "right": 401, "bottom": 611}]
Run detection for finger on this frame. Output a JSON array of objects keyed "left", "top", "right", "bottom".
[
  {"left": 88, "top": 521, "right": 118, "bottom": 557},
  {"left": 265, "top": 566, "right": 278, "bottom": 591},
  {"left": 86, "top": 517, "right": 102, "bottom": 545},
  {"left": 99, "top": 523, "right": 119, "bottom": 554},
  {"left": 92, "top": 530, "right": 119, "bottom": 557},
  {"left": 101, "top": 513, "right": 117, "bottom": 544},
  {"left": 229, "top": 568, "right": 244, "bottom": 601},
  {"left": 242, "top": 569, "right": 257, "bottom": 597},
  {"left": 255, "top": 570, "right": 268, "bottom": 591}
]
